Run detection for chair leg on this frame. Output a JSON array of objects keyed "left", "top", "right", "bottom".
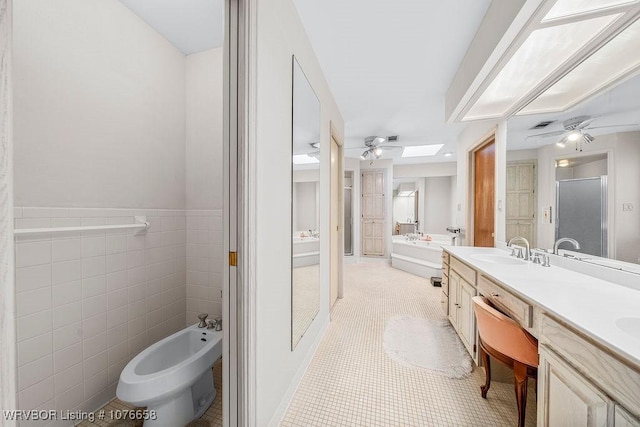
[
  {"left": 480, "top": 346, "right": 491, "bottom": 399},
  {"left": 514, "top": 362, "right": 528, "bottom": 427}
]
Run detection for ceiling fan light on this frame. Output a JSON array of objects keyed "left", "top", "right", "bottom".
[
  {"left": 556, "top": 139, "right": 567, "bottom": 148},
  {"left": 567, "top": 131, "right": 582, "bottom": 142},
  {"left": 360, "top": 150, "right": 369, "bottom": 161},
  {"left": 584, "top": 133, "right": 595, "bottom": 143},
  {"left": 374, "top": 148, "right": 382, "bottom": 157}
]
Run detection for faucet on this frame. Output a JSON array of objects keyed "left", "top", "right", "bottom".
[
  {"left": 507, "top": 237, "right": 530, "bottom": 261},
  {"left": 553, "top": 237, "right": 581, "bottom": 255},
  {"left": 197, "top": 313, "right": 208, "bottom": 328}
]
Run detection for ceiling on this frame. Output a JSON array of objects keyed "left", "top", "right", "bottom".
[
  {"left": 506, "top": 72, "right": 640, "bottom": 151},
  {"left": 119, "top": 0, "right": 224, "bottom": 55},
  {"left": 293, "top": 0, "right": 493, "bottom": 164}
]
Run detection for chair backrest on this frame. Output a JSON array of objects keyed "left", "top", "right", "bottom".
[{"left": 472, "top": 296, "right": 538, "bottom": 367}]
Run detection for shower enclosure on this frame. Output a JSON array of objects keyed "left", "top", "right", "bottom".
[{"left": 556, "top": 177, "right": 608, "bottom": 257}]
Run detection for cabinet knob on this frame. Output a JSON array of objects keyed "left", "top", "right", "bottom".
[{"left": 491, "top": 292, "right": 499, "bottom": 297}]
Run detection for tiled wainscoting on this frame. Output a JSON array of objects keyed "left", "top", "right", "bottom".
[
  {"left": 186, "top": 210, "right": 223, "bottom": 325},
  {"left": 13, "top": 207, "right": 222, "bottom": 426}
]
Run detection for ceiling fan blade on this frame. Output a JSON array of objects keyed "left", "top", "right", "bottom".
[
  {"left": 525, "top": 130, "right": 566, "bottom": 141},
  {"left": 575, "top": 118, "right": 595, "bottom": 130},
  {"left": 587, "top": 123, "right": 639, "bottom": 130}
]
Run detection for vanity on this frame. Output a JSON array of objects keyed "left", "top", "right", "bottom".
[{"left": 441, "top": 246, "right": 640, "bottom": 426}]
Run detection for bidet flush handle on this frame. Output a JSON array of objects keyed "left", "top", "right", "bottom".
[{"left": 197, "top": 313, "right": 209, "bottom": 328}]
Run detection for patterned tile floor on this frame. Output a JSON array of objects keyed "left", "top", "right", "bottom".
[
  {"left": 78, "top": 359, "right": 223, "bottom": 427},
  {"left": 281, "top": 262, "right": 537, "bottom": 427}
]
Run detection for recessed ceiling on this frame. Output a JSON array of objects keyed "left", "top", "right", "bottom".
[
  {"left": 118, "top": 0, "right": 224, "bottom": 55},
  {"left": 293, "top": 0, "right": 493, "bottom": 164}
]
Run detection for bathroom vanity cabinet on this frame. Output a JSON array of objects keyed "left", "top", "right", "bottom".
[{"left": 442, "top": 247, "right": 640, "bottom": 427}]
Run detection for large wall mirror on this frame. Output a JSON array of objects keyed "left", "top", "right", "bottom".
[
  {"left": 506, "top": 72, "right": 640, "bottom": 272},
  {"left": 291, "top": 57, "right": 321, "bottom": 349}
]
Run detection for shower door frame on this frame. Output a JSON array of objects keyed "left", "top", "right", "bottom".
[{"left": 0, "top": 0, "right": 17, "bottom": 422}]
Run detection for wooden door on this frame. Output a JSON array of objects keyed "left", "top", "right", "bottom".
[
  {"left": 330, "top": 137, "right": 340, "bottom": 308},
  {"left": 506, "top": 161, "right": 536, "bottom": 246},
  {"left": 474, "top": 139, "right": 495, "bottom": 247},
  {"left": 615, "top": 406, "right": 640, "bottom": 427},
  {"left": 361, "top": 170, "right": 385, "bottom": 256},
  {"left": 538, "top": 346, "right": 612, "bottom": 427}
]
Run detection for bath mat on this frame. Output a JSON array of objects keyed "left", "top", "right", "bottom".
[{"left": 383, "top": 315, "right": 472, "bottom": 378}]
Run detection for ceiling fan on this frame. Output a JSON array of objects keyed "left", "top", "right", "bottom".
[
  {"left": 526, "top": 115, "right": 638, "bottom": 151},
  {"left": 357, "top": 135, "right": 403, "bottom": 160}
]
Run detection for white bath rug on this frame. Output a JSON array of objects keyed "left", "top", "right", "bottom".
[{"left": 383, "top": 315, "right": 472, "bottom": 378}]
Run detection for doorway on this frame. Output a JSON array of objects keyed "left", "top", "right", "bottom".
[
  {"left": 473, "top": 138, "right": 495, "bottom": 247},
  {"left": 330, "top": 133, "right": 342, "bottom": 307},
  {"left": 344, "top": 171, "right": 354, "bottom": 256}
]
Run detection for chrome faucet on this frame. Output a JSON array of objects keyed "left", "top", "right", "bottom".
[
  {"left": 553, "top": 237, "right": 581, "bottom": 255},
  {"left": 507, "top": 237, "right": 530, "bottom": 261},
  {"left": 197, "top": 313, "right": 208, "bottom": 328}
]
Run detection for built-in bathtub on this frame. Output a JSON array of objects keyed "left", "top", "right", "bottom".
[
  {"left": 391, "top": 234, "right": 450, "bottom": 278},
  {"left": 293, "top": 235, "right": 320, "bottom": 268}
]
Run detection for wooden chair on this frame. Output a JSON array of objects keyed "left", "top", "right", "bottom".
[{"left": 472, "top": 296, "right": 538, "bottom": 427}]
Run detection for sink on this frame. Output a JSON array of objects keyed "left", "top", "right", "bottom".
[
  {"left": 470, "top": 254, "right": 527, "bottom": 265},
  {"left": 616, "top": 317, "right": 640, "bottom": 341}
]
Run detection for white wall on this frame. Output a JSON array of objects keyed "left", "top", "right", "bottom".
[
  {"left": 393, "top": 162, "right": 456, "bottom": 178},
  {"left": 253, "top": 0, "right": 344, "bottom": 424},
  {"left": 13, "top": 0, "right": 186, "bottom": 209},
  {"left": 186, "top": 48, "right": 224, "bottom": 210},
  {"left": 455, "top": 120, "right": 508, "bottom": 246},
  {"left": 293, "top": 182, "right": 318, "bottom": 231},
  {"left": 423, "top": 176, "right": 453, "bottom": 234}
]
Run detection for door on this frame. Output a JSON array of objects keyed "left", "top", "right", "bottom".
[
  {"left": 330, "top": 136, "right": 340, "bottom": 307},
  {"left": 344, "top": 186, "right": 353, "bottom": 255},
  {"left": 458, "top": 279, "right": 476, "bottom": 356},
  {"left": 556, "top": 177, "right": 607, "bottom": 257},
  {"left": 361, "top": 170, "right": 385, "bottom": 256},
  {"left": 538, "top": 346, "right": 612, "bottom": 427},
  {"left": 506, "top": 161, "right": 536, "bottom": 246},
  {"left": 474, "top": 139, "right": 495, "bottom": 247}
]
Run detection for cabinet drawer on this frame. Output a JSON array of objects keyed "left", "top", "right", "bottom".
[
  {"left": 441, "top": 273, "right": 449, "bottom": 295},
  {"left": 540, "top": 315, "right": 640, "bottom": 417},
  {"left": 477, "top": 275, "right": 532, "bottom": 328},
  {"left": 450, "top": 256, "right": 476, "bottom": 286},
  {"left": 442, "top": 251, "right": 450, "bottom": 264}
]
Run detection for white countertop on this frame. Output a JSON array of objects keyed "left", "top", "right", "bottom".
[{"left": 444, "top": 246, "right": 640, "bottom": 368}]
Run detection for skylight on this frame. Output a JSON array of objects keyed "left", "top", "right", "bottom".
[
  {"left": 543, "top": 0, "right": 637, "bottom": 22},
  {"left": 292, "top": 154, "right": 320, "bottom": 164},
  {"left": 401, "top": 144, "right": 444, "bottom": 158}
]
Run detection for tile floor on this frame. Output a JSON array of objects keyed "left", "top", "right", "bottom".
[
  {"left": 78, "top": 358, "right": 223, "bottom": 427},
  {"left": 281, "top": 262, "right": 537, "bottom": 426}
]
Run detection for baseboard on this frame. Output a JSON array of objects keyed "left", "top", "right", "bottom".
[{"left": 267, "top": 317, "right": 330, "bottom": 427}]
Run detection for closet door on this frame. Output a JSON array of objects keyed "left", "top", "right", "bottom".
[{"left": 361, "top": 170, "right": 385, "bottom": 256}]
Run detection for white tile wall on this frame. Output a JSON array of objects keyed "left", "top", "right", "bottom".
[
  {"left": 14, "top": 207, "right": 189, "bottom": 426},
  {"left": 186, "top": 210, "right": 223, "bottom": 324}
]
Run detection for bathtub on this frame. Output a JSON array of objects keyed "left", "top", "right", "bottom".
[
  {"left": 391, "top": 234, "right": 450, "bottom": 278},
  {"left": 293, "top": 235, "right": 320, "bottom": 268}
]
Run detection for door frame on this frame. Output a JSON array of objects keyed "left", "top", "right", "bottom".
[
  {"left": 330, "top": 122, "right": 344, "bottom": 302},
  {"left": 467, "top": 130, "right": 497, "bottom": 247},
  {"left": 225, "top": 0, "right": 256, "bottom": 424},
  {"left": 0, "top": 0, "right": 17, "bottom": 421}
]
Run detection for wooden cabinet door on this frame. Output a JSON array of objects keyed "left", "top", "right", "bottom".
[
  {"left": 361, "top": 171, "right": 385, "bottom": 256},
  {"left": 448, "top": 271, "right": 459, "bottom": 328},
  {"left": 458, "top": 278, "right": 476, "bottom": 356},
  {"left": 538, "top": 346, "right": 612, "bottom": 427},
  {"left": 506, "top": 161, "right": 536, "bottom": 246},
  {"left": 615, "top": 406, "right": 640, "bottom": 427}
]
